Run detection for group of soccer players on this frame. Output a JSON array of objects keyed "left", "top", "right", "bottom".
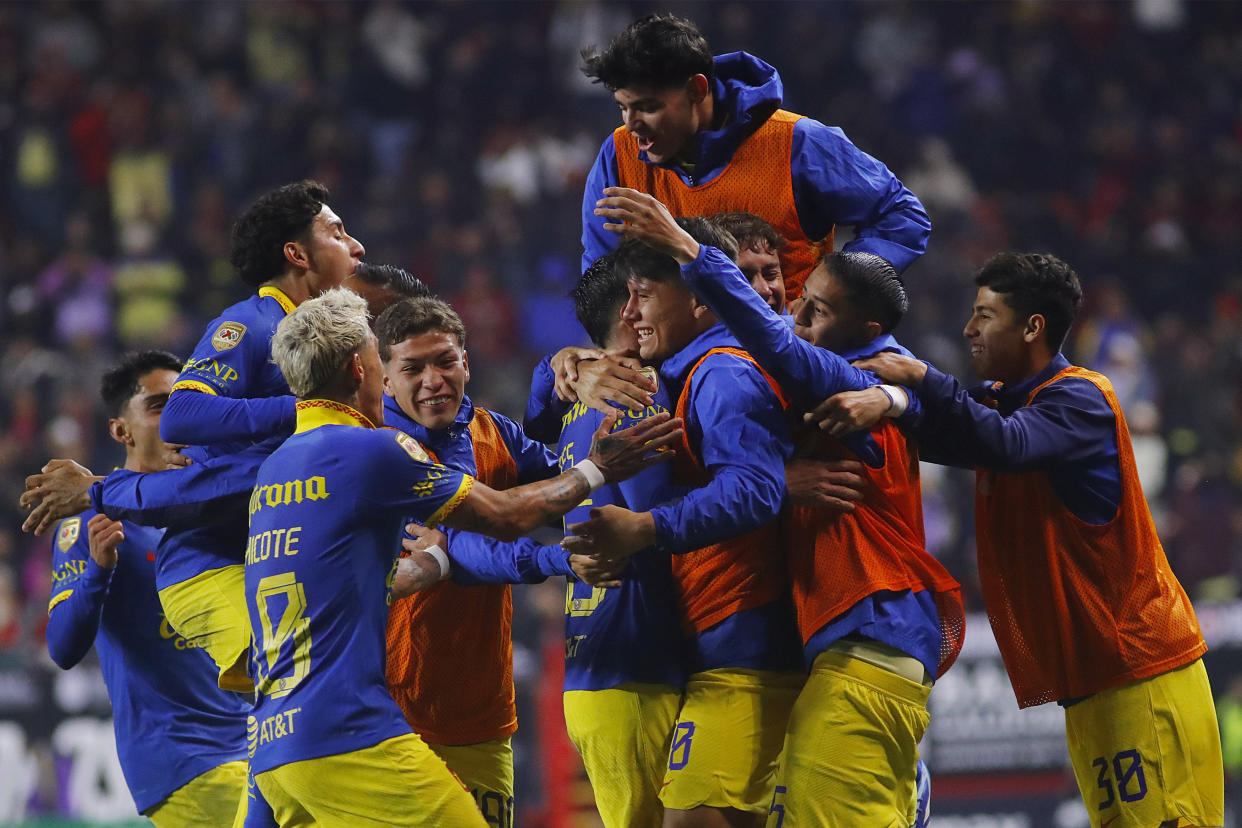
[{"left": 19, "top": 11, "right": 1224, "bottom": 828}]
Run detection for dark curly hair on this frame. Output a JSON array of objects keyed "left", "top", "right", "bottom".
[
  {"left": 230, "top": 180, "right": 329, "bottom": 287},
  {"left": 581, "top": 14, "right": 714, "bottom": 92},
  {"left": 101, "top": 350, "right": 184, "bottom": 417},
  {"left": 975, "top": 252, "right": 1083, "bottom": 350}
]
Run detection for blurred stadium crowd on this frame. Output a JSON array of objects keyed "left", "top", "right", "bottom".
[{"left": 1, "top": 0, "right": 1241, "bottom": 813}]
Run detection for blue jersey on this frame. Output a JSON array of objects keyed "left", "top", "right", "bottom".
[
  {"left": 163, "top": 286, "right": 297, "bottom": 457},
  {"left": 91, "top": 438, "right": 278, "bottom": 591},
  {"left": 47, "top": 513, "right": 247, "bottom": 812},
  {"left": 555, "top": 376, "right": 686, "bottom": 691},
  {"left": 245, "top": 399, "right": 473, "bottom": 774}
]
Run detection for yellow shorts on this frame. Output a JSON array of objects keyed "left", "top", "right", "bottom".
[
  {"left": 158, "top": 564, "right": 253, "bottom": 693},
  {"left": 768, "top": 649, "right": 931, "bottom": 828},
  {"left": 426, "top": 737, "right": 514, "bottom": 826},
  {"left": 144, "top": 759, "right": 246, "bottom": 828},
  {"left": 564, "top": 683, "right": 682, "bottom": 828},
  {"left": 255, "top": 733, "right": 486, "bottom": 828},
  {"left": 659, "top": 668, "right": 802, "bottom": 815},
  {"left": 1064, "top": 658, "right": 1224, "bottom": 828}
]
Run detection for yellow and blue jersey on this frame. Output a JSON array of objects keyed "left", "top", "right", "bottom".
[
  {"left": 554, "top": 379, "right": 686, "bottom": 691},
  {"left": 245, "top": 399, "right": 473, "bottom": 775},
  {"left": 90, "top": 438, "right": 278, "bottom": 591},
  {"left": 46, "top": 512, "right": 248, "bottom": 812},
  {"left": 162, "top": 286, "right": 297, "bottom": 459}
]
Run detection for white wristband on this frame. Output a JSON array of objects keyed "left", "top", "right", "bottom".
[
  {"left": 423, "top": 544, "right": 451, "bottom": 580},
  {"left": 879, "top": 385, "right": 909, "bottom": 417},
  {"left": 573, "top": 459, "right": 606, "bottom": 493}
]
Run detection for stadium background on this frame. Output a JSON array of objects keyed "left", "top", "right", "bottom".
[{"left": 0, "top": 1, "right": 1240, "bottom": 825}]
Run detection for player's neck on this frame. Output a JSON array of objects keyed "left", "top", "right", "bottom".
[{"left": 262, "top": 273, "right": 312, "bottom": 307}]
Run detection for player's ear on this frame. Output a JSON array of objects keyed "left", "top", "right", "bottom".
[
  {"left": 863, "top": 320, "right": 883, "bottom": 342},
  {"left": 108, "top": 417, "right": 134, "bottom": 448},
  {"left": 461, "top": 349, "right": 470, "bottom": 383},
  {"left": 686, "top": 74, "right": 710, "bottom": 103},
  {"left": 284, "top": 239, "right": 311, "bottom": 271},
  {"left": 1023, "top": 313, "right": 1046, "bottom": 343}
]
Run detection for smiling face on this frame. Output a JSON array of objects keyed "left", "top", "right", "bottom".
[
  {"left": 613, "top": 81, "right": 703, "bottom": 165},
  {"left": 792, "top": 262, "right": 873, "bottom": 353},
  {"left": 738, "top": 241, "right": 786, "bottom": 314},
  {"left": 383, "top": 330, "right": 470, "bottom": 431},
  {"left": 620, "top": 276, "right": 705, "bottom": 363},
  {"left": 304, "top": 205, "right": 366, "bottom": 297},
  {"left": 963, "top": 286, "right": 1035, "bottom": 384}
]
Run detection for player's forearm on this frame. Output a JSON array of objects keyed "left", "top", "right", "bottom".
[
  {"left": 160, "top": 390, "right": 296, "bottom": 446},
  {"left": 682, "top": 247, "right": 874, "bottom": 404},
  {"left": 652, "top": 464, "right": 784, "bottom": 554},
  {"left": 46, "top": 561, "right": 111, "bottom": 669},
  {"left": 452, "top": 470, "right": 593, "bottom": 542},
  {"left": 446, "top": 529, "right": 572, "bottom": 586}
]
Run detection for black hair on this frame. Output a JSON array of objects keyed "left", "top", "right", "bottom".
[
  {"left": 230, "top": 180, "right": 330, "bottom": 287},
  {"left": 711, "top": 212, "right": 787, "bottom": 254},
  {"left": 821, "top": 252, "right": 909, "bottom": 335},
  {"left": 352, "top": 262, "right": 434, "bottom": 300},
  {"left": 573, "top": 250, "right": 628, "bottom": 348},
  {"left": 101, "top": 350, "right": 183, "bottom": 418},
  {"left": 375, "top": 297, "right": 466, "bottom": 362},
  {"left": 615, "top": 217, "right": 739, "bottom": 286},
  {"left": 974, "top": 252, "right": 1083, "bottom": 350},
  {"left": 581, "top": 14, "right": 714, "bottom": 92}
]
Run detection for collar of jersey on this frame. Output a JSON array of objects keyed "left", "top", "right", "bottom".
[
  {"left": 258, "top": 285, "right": 297, "bottom": 315},
  {"left": 295, "top": 399, "right": 377, "bottom": 433}
]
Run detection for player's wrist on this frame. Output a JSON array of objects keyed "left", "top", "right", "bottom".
[
  {"left": 878, "top": 385, "right": 909, "bottom": 417},
  {"left": 573, "top": 459, "right": 606, "bottom": 492},
  {"left": 422, "top": 544, "right": 451, "bottom": 580}
]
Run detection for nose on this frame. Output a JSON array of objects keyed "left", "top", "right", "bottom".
[
  {"left": 792, "top": 296, "right": 810, "bottom": 326},
  {"left": 349, "top": 234, "right": 366, "bottom": 258},
  {"left": 963, "top": 319, "right": 977, "bottom": 339},
  {"left": 623, "top": 110, "right": 643, "bottom": 133},
  {"left": 621, "top": 294, "right": 640, "bottom": 323},
  {"left": 754, "top": 279, "right": 772, "bottom": 300}
]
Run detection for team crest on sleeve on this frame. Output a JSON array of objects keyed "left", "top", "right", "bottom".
[
  {"left": 57, "top": 518, "right": 81, "bottom": 552},
  {"left": 212, "top": 322, "right": 247, "bottom": 351},
  {"left": 639, "top": 365, "right": 659, "bottom": 392},
  {"left": 394, "top": 431, "right": 432, "bottom": 463}
]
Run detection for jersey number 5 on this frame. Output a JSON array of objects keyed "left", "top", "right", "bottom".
[{"left": 255, "top": 572, "right": 312, "bottom": 699}]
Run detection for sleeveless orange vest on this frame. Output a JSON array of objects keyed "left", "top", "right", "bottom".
[
  {"left": 787, "top": 421, "right": 964, "bottom": 677},
  {"left": 671, "top": 346, "right": 788, "bottom": 634},
  {"left": 975, "top": 366, "right": 1205, "bottom": 707},
  {"left": 385, "top": 408, "right": 518, "bottom": 744},
  {"left": 613, "top": 110, "right": 831, "bottom": 301}
]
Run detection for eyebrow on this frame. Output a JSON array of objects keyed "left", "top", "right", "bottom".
[{"left": 144, "top": 392, "right": 170, "bottom": 407}]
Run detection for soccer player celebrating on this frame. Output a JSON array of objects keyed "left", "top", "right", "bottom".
[
  {"left": 591, "top": 189, "right": 958, "bottom": 827},
  {"left": 375, "top": 295, "right": 563, "bottom": 824},
  {"left": 46, "top": 351, "right": 250, "bottom": 827},
  {"left": 834, "top": 252, "right": 1223, "bottom": 828},
  {"left": 711, "top": 212, "right": 788, "bottom": 314},
  {"left": 580, "top": 14, "right": 930, "bottom": 299},
  {"left": 153, "top": 179, "right": 364, "bottom": 692},
  {"left": 246, "top": 288, "right": 680, "bottom": 826}
]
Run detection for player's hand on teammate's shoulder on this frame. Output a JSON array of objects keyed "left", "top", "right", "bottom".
[
  {"left": 160, "top": 444, "right": 193, "bottom": 469},
  {"left": 20, "top": 459, "right": 103, "bottom": 535},
  {"left": 572, "top": 354, "right": 655, "bottom": 415},
  {"left": 562, "top": 504, "right": 656, "bottom": 559},
  {"left": 852, "top": 352, "right": 929, "bottom": 387},
  {"left": 804, "top": 387, "right": 894, "bottom": 436},
  {"left": 594, "top": 187, "right": 700, "bottom": 265},
  {"left": 587, "top": 410, "right": 682, "bottom": 483},
  {"left": 784, "top": 458, "right": 866, "bottom": 512},
  {"left": 551, "top": 346, "right": 607, "bottom": 403},
  {"left": 86, "top": 514, "right": 124, "bottom": 570}
]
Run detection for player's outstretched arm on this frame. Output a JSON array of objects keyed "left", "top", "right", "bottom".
[
  {"left": 21, "top": 461, "right": 103, "bottom": 535},
  {"left": 160, "top": 388, "right": 295, "bottom": 446},
  {"left": 46, "top": 514, "right": 122, "bottom": 670},
  {"left": 442, "top": 411, "right": 682, "bottom": 542}
]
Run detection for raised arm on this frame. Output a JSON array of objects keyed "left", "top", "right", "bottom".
[
  {"left": 46, "top": 515, "right": 120, "bottom": 669},
  {"left": 790, "top": 120, "right": 931, "bottom": 273},
  {"left": 160, "top": 390, "right": 295, "bottom": 446}
]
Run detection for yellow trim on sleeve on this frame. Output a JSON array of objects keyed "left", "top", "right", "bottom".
[
  {"left": 426, "top": 475, "right": 475, "bottom": 526},
  {"left": 171, "top": 380, "right": 219, "bottom": 396},
  {"left": 258, "top": 286, "right": 297, "bottom": 315},
  {"left": 48, "top": 590, "right": 73, "bottom": 615}
]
